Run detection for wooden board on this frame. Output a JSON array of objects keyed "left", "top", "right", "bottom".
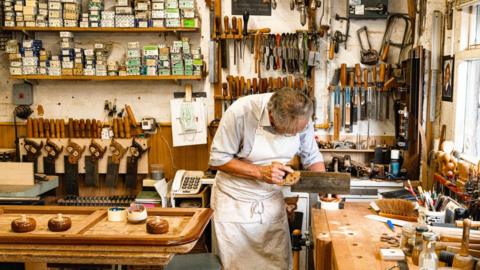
[
  {"left": 0, "top": 206, "right": 213, "bottom": 246},
  {"left": 0, "top": 163, "right": 34, "bottom": 186},
  {"left": 18, "top": 138, "right": 148, "bottom": 174}
]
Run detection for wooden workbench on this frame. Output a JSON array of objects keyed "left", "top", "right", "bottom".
[{"left": 312, "top": 202, "right": 419, "bottom": 270}]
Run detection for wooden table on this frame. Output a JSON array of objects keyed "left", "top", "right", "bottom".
[{"left": 312, "top": 202, "right": 418, "bottom": 270}]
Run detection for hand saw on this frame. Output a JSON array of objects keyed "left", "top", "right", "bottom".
[
  {"left": 125, "top": 139, "right": 149, "bottom": 189},
  {"left": 64, "top": 139, "right": 85, "bottom": 195},
  {"left": 105, "top": 139, "right": 127, "bottom": 187},
  {"left": 43, "top": 139, "right": 63, "bottom": 175},
  {"left": 285, "top": 171, "right": 351, "bottom": 194},
  {"left": 23, "top": 139, "right": 43, "bottom": 173},
  {"left": 85, "top": 139, "right": 107, "bottom": 187}
]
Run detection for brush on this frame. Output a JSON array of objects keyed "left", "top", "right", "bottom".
[{"left": 374, "top": 199, "right": 418, "bottom": 222}]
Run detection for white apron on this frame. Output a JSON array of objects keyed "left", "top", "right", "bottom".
[{"left": 212, "top": 107, "right": 300, "bottom": 270}]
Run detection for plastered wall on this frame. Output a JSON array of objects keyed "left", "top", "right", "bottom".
[{"left": 0, "top": 0, "right": 411, "bottom": 139}]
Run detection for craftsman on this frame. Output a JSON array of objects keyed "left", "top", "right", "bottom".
[{"left": 209, "top": 88, "right": 326, "bottom": 269}]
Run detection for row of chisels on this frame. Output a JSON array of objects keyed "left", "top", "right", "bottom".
[
  {"left": 331, "top": 63, "right": 392, "bottom": 142},
  {"left": 26, "top": 117, "right": 138, "bottom": 139},
  {"left": 221, "top": 75, "right": 309, "bottom": 111},
  {"left": 22, "top": 138, "right": 148, "bottom": 194}
]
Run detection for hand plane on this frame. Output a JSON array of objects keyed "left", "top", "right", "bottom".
[
  {"left": 85, "top": 139, "right": 107, "bottom": 187},
  {"left": 105, "top": 139, "right": 127, "bottom": 187},
  {"left": 125, "top": 139, "right": 149, "bottom": 189},
  {"left": 43, "top": 139, "right": 63, "bottom": 175},
  {"left": 23, "top": 139, "right": 43, "bottom": 173},
  {"left": 64, "top": 139, "right": 85, "bottom": 195}
]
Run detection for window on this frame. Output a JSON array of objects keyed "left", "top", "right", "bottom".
[
  {"left": 453, "top": 2, "right": 480, "bottom": 162},
  {"left": 455, "top": 60, "right": 480, "bottom": 158}
]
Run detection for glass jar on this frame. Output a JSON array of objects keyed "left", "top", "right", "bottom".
[
  {"left": 412, "top": 226, "right": 429, "bottom": 265},
  {"left": 419, "top": 232, "right": 438, "bottom": 270},
  {"left": 400, "top": 225, "right": 415, "bottom": 256}
]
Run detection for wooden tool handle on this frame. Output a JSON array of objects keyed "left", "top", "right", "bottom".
[
  {"left": 26, "top": 118, "right": 33, "bottom": 138},
  {"left": 91, "top": 120, "right": 97, "bottom": 138},
  {"left": 124, "top": 117, "right": 131, "bottom": 138},
  {"left": 372, "top": 67, "right": 377, "bottom": 84},
  {"left": 32, "top": 118, "right": 38, "bottom": 138},
  {"left": 329, "top": 40, "right": 335, "bottom": 60},
  {"left": 60, "top": 119, "right": 65, "bottom": 138},
  {"left": 235, "top": 77, "right": 240, "bottom": 97},
  {"left": 49, "top": 119, "right": 55, "bottom": 138},
  {"left": 363, "top": 69, "right": 369, "bottom": 89},
  {"left": 73, "top": 120, "right": 80, "bottom": 138},
  {"left": 252, "top": 78, "right": 258, "bottom": 94},
  {"left": 247, "top": 79, "right": 252, "bottom": 94},
  {"left": 215, "top": 16, "right": 221, "bottom": 38},
  {"left": 340, "top": 64, "right": 347, "bottom": 89},
  {"left": 119, "top": 118, "right": 125, "bottom": 138},
  {"left": 86, "top": 119, "right": 91, "bottom": 138},
  {"left": 460, "top": 219, "right": 472, "bottom": 256},
  {"left": 268, "top": 77, "right": 273, "bottom": 91},
  {"left": 97, "top": 120, "right": 102, "bottom": 138},
  {"left": 113, "top": 118, "right": 118, "bottom": 138},
  {"left": 38, "top": 118, "right": 44, "bottom": 138},
  {"left": 379, "top": 64, "right": 386, "bottom": 83},
  {"left": 55, "top": 119, "right": 60, "bottom": 138},
  {"left": 68, "top": 118, "right": 74, "bottom": 138},
  {"left": 239, "top": 77, "right": 245, "bottom": 97},
  {"left": 125, "top": 105, "right": 138, "bottom": 127},
  {"left": 349, "top": 72, "right": 355, "bottom": 88},
  {"left": 231, "top": 16, "right": 237, "bottom": 34},
  {"left": 355, "top": 64, "right": 361, "bottom": 85},
  {"left": 381, "top": 41, "right": 390, "bottom": 62},
  {"left": 334, "top": 107, "right": 340, "bottom": 140},
  {"left": 44, "top": 120, "right": 50, "bottom": 138},
  {"left": 237, "top": 17, "right": 243, "bottom": 38},
  {"left": 79, "top": 119, "right": 85, "bottom": 138},
  {"left": 222, "top": 82, "right": 228, "bottom": 98},
  {"left": 288, "top": 76, "right": 293, "bottom": 89},
  {"left": 223, "top": 16, "right": 230, "bottom": 35}
]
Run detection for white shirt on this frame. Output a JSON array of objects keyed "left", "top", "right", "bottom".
[{"left": 209, "top": 93, "right": 323, "bottom": 168}]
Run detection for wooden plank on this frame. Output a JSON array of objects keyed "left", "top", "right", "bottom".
[
  {"left": 10, "top": 75, "right": 203, "bottom": 81},
  {"left": 25, "top": 262, "right": 47, "bottom": 270},
  {"left": 2, "top": 26, "right": 199, "bottom": 32},
  {"left": 292, "top": 172, "right": 350, "bottom": 194},
  {"left": 312, "top": 208, "right": 332, "bottom": 270},
  {"left": 0, "top": 162, "right": 34, "bottom": 186}
]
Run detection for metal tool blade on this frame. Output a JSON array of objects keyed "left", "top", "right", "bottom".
[
  {"left": 43, "top": 157, "right": 56, "bottom": 175},
  {"left": 291, "top": 171, "right": 351, "bottom": 194},
  {"left": 125, "top": 156, "right": 138, "bottom": 189},
  {"left": 105, "top": 156, "right": 120, "bottom": 187},
  {"left": 64, "top": 156, "right": 79, "bottom": 195},
  {"left": 85, "top": 156, "right": 99, "bottom": 187}
]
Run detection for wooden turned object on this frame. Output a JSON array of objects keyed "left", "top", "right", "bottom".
[
  {"left": 146, "top": 216, "right": 169, "bottom": 234},
  {"left": 48, "top": 213, "right": 72, "bottom": 232},
  {"left": 11, "top": 215, "right": 36, "bottom": 233},
  {"left": 284, "top": 171, "right": 301, "bottom": 186}
]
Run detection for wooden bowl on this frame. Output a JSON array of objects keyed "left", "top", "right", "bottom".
[
  {"left": 48, "top": 213, "right": 72, "bottom": 232},
  {"left": 11, "top": 215, "right": 36, "bottom": 233},
  {"left": 146, "top": 216, "right": 169, "bottom": 234}
]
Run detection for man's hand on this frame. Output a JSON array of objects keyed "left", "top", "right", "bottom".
[{"left": 258, "top": 163, "right": 294, "bottom": 185}]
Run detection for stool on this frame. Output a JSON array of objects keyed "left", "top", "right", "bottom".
[{"left": 165, "top": 253, "right": 222, "bottom": 270}]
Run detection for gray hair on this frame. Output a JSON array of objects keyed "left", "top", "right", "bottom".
[{"left": 267, "top": 88, "right": 313, "bottom": 133}]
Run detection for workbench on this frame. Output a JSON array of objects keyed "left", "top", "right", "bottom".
[{"left": 312, "top": 202, "right": 418, "bottom": 270}]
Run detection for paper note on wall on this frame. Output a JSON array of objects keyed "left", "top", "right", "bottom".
[{"left": 170, "top": 98, "right": 207, "bottom": 147}]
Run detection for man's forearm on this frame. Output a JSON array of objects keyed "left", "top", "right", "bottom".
[
  {"left": 308, "top": 161, "right": 326, "bottom": 172},
  {"left": 212, "top": 159, "right": 262, "bottom": 180}
]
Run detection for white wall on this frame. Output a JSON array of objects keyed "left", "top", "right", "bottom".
[{"left": 0, "top": 0, "right": 410, "bottom": 139}]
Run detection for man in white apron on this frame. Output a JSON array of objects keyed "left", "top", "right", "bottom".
[{"left": 209, "top": 89, "right": 326, "bottom": 270}]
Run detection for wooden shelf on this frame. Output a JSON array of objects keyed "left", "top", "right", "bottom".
[
  {"left": 2, "top": 26, "right": 200, "bottom": 33},
  {"left": 10, "top": 75, "right": 203, "bottom": 81},
  {"left": 319, "top": 149, "right": 375, "bottom": 153}
]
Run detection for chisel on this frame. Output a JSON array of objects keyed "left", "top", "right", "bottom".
[
  {"left": 222, "top": 82, "right": 229, "bottom": 112},
  {"left": 355, "top": 64, "right": 362, "bottom": 126},
  {"left": 32, "top": 118, "right": 38, "bottom": 138},
  {"left": 49, "top": 119, "right": 56, "bottom": 138},
  {"left": 124, "top": 117, "right": 131, "bottom": 138},
  {"left": 55, "top": 119, "right": 61, "bottom": 138},
  {"left": 242, "top": 11, "right": 250, "bottom": 59},
  {"left": 378, "top": 63, "right": 386, "bottom": 121},
  {"left": 97, "top": 120, "right": 102, "bottom": 138},
  {"left": 86, "top": 119, "right": 91, "bottom": 138},
  {"left": 237, "top": 17, "right": 243, "bottom": 60},
  {"left": 217, "top": 16, "right": 227, "bottom": 69},
  {"left": 340, "top": 64, "right": 347, "bottom": 129},
  {"left": 73, "top": 120, "right": 80, "bottom": 138},
  {"left": 60, "top": 119, "right": 65, "bottom": 138},
  {"left": 345, "top": 72, "right": 353, "bottom": 133},
  {"left": 44, "top": 119, "right": 50, "bottom": 138},
  {"left": 119, "top": 118, "right": 125, "bottom": 138},
  {"left": 372, "top": 66, "right": 378, "bottom": 120},
  {"left": 27, "top": 118, "right": 33, "bottom": 138},
  {"left": 113, "top": 118, "right": 118, "bottom": 138},
  {"left": 253, "top": 78, "right": 258, "bottom": 94},
  {"left": 231, "top": 17, "right": 238, "bottom": 65},
  {"left": 247, "top": 79, "right": 252, "bottom": 95},
  {"left": 239, "top": 76, "right": 245, "bottom": 98},
  {"left": 79, "top": 119, "right": 85, "bottom": 138},
  {"left": 363, "top": 69, "right": 368, "bottom": 120}
]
